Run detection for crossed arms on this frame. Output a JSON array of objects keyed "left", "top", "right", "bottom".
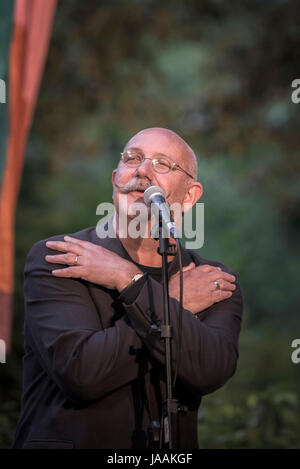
[{"left": 24, "top": 235, "right": 243, "bottom": 403}]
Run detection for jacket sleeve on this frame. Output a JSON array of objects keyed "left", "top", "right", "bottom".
[
  {"left": 121, "top": 267, "right": 243, "bottom": 396},
  {"left": 24, "top": 239, "right": 145, "bottom": 403}
]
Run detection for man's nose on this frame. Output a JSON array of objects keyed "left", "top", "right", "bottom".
[{"left": 135, "top": 157, "right": 154, "bottom": 178}]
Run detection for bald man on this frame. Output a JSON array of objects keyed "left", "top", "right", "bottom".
[{"left": 12, "top": 128, "right": 243, "bottom": 449}]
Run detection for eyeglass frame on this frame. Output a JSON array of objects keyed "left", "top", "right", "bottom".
[{"left": 120, "top": 148, "right": 195, "bottom": 180}]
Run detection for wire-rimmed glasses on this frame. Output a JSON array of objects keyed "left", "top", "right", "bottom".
[{"left": 120, "top": 148, "right": 194, "bottom": 180}]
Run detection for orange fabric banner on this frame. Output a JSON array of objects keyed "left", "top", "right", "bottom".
[{"left": 0, "top": 0, "right": 57, "bottom": 352}]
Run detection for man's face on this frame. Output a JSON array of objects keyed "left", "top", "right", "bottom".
[{"left": 112, "top": 130, "right": 193, "bottom": 218}]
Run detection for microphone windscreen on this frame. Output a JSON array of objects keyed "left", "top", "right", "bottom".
[{"left": 143, "top": 186, "right": 166, "bottom": 206}]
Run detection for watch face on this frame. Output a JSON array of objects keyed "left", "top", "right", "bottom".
[{"left": 133, "top": 273, "right": 143, "bottom": 282}]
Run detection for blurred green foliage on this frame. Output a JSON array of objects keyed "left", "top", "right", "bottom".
[
  {"left": 198, "top": 386, "right": 300, "bottom": 448},
  {"left": 1, "top": 0, "right": 299, "bottom": 448},
  {"left": 198, "top": 328, "right": 300, "bottom": 448}
]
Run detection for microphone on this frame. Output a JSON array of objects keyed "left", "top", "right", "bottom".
[{"left": 143, "top": 186, "right": 179, "bottom": 239}]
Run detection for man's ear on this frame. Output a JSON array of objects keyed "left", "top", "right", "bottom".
[{"left": 183, "top": 182, "right": 203, "bottom": 213}]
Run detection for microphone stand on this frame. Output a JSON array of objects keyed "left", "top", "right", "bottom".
[{"left": 157, "top": 211, "right": 180, "bottom": 449}]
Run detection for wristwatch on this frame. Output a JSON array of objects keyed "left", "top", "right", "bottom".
[{"left": 130, "top": 272, "right": 144, "bottom": 284}]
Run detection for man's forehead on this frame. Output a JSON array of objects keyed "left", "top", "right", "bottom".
[{"left": 125, "top": 128, "right": 186, "bottom": 157}]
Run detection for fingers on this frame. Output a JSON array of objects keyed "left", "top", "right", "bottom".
[
  {"left": 212, "top": 290, "right": 233, "bottom": 302},
  {"left": 220, "top": 280, "right": 236, "bottom": 291},
  {"left": 45, "top": 240, "right": 83, "bottom": 267},
  {"left": 198, "top": 264, "right": 221, "bottom": 273},
  {"left": 179, "top": 262, "right": 195, "bottom": 276},
  {"left": 64, "top": 236, "right": 91, "bottom": 249},
  {"left": 204, "top": 265, "right": 236, "bottom": 299},
  {"left": 210, "top": 275, "right": 236, "bottom": 302},
  {"left": 45, "top": 253, "right": 81, "bottom": 265},
  {"left": 210, "top": 279, "right": 236, "bottom": 292},
  {"left": 209, "top": 269, "right": 236, "bottom": 283},
  {"left": 198, "top": 264, "right": 235, "bottom": 281},
  {"left": 46, "top": 240, "right": 82, "bottom": 255},
  {"left": 197, "top": 264, "right": 236, "bottom": 288},
  {"left": 51, "top": 266, "right": 82, "bottom": 277},
  {"left": 183, "top": 262, "right": 195, "bottom": 272},
  {"left": 169, "top": 262, "right": 195, "bottom": 281}
]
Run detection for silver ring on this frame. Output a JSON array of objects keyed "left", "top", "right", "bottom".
[
  {"left": 214, "top": 280, "right": 221, "bottom": 290},
  {"left": 74, "top": 255, "right": 79, "bottom": 265}
]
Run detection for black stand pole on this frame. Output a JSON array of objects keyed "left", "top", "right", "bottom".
[{"left": 157, "top": 212, "right": 179, "bottom": 449}]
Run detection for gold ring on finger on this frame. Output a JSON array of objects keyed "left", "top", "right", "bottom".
[
  {"left": 214, "top": 280, "right": 221, "bottom": 290},
  {"left": 74, "top": 255, "right": 79, "bottom": 265}
]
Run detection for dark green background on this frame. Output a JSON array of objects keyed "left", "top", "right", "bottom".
[
  {"left": 0, "top": 0, "right": 13, "bottom": 181},
  {"left": 1, "top": 0, "right": 299, "bottom": 448}
]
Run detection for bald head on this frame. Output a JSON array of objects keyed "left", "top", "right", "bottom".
[
  {"left": 124, "top": 127, "right": 198, "bottom": 181},
  {"left": 113, "top": 127, "right": 203, "bottom": 212}
]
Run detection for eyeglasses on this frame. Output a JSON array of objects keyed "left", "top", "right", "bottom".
[{"left": 120, "top": 148, "right": 195, "bottom": 180}]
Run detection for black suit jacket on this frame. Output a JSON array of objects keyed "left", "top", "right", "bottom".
[{"left": 12, "top": 226, "right": 243, "bottom": 449}]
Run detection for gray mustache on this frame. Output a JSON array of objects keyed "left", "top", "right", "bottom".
[{"left": 114, "top": 178, "right": 152, "bottom": 194}]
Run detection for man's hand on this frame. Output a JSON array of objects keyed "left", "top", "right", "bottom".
[
  {"left": 169, "top": 262, "right": 236, "bottom": 315},
  {"left": 45, "top": 236, "right": 142, "bottom": 292}
]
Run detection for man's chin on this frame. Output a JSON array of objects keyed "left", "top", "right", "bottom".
[
  {"left": 127, "top": 197, "right": 151, "bottom": 219},
  {"left": 116, "top": 191, "right": 151, "bottom": 221}
]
